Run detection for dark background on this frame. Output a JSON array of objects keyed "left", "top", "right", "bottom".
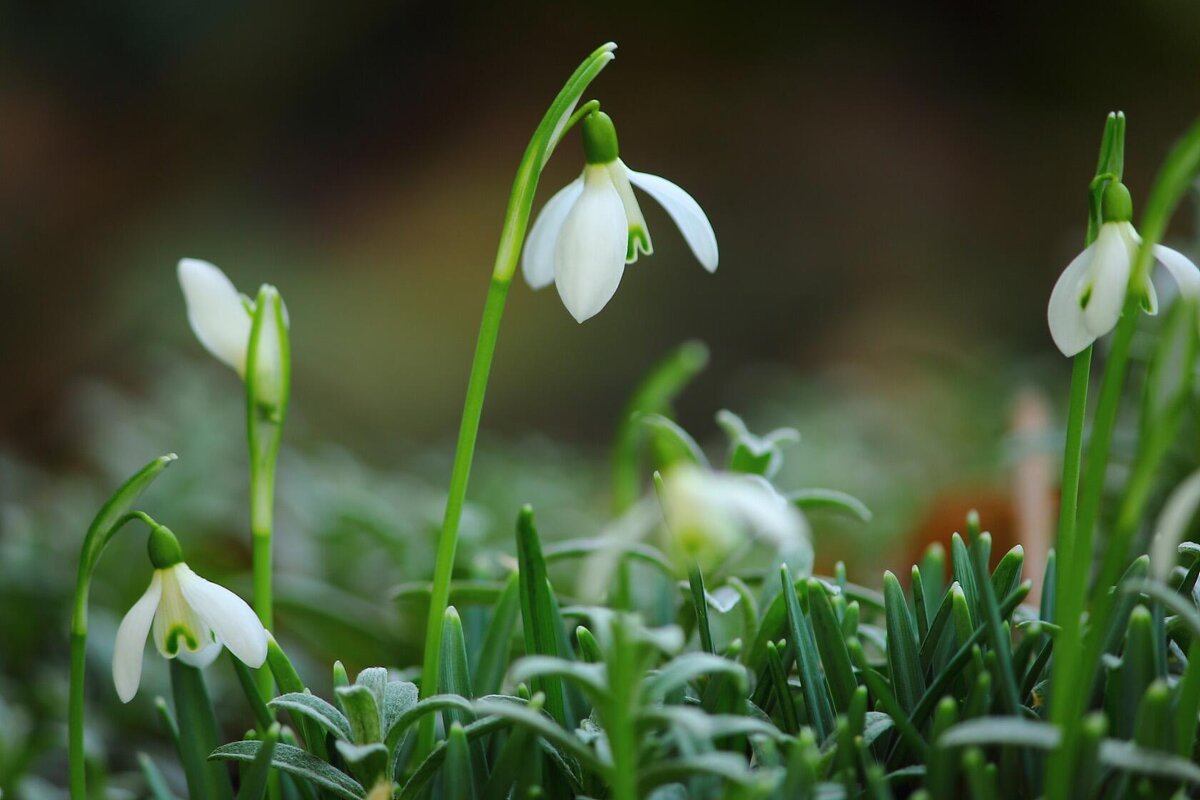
[{"left": 4, "top": 1, "right": 1199, "bottom": 463}]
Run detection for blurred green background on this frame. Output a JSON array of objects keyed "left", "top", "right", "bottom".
[
  {"left": 5, "top": 2, "right": 1200, "bottom": 454},
  {"left": 3, "top": 2, "right": 1200, "bottom": 794}
]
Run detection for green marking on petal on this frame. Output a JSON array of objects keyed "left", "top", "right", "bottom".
[
  {"left": 627, "top": 226, "right": 653, "bottom": 262},
  {"left": 165, "top": 624, "right": 199, "bottom": 656},
  {"left": 1080, "top": 285, "right": 1092, "bottom": 310}
]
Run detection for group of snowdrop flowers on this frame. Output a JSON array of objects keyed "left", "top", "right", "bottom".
[
  {"left": 110, "top": 108, "right": 723, "bottom": 701},
  {"left": 117, "top": 109, "right": 1200, "bottom": 704},
  {"left": 1047, "top": 180, "right": 1200, "bottom": 356}
]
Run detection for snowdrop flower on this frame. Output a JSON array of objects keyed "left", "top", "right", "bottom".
[
  {"left": 178, "top": 258, "right": 289, "bottom": 406},
  {"left": 657, "top": 464, "right": 808, "bottom": 573},
  {"left": 522, "top": 111, "right": 718, "bottom": 322},
  {"left": 1048, "top": 181, "right": 1200, "bottom": 356},
  {"left": 113, "top": 524, "right": 266, "bottom": 702}
]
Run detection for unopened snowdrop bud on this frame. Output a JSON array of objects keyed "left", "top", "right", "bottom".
[
  {"left": 1048, "top": 181, "right": 1200, "bottom": 356},
  {"left": 523, "top": 110, "right": 718, "bottom": 322},
  {"left": 247, "top": 285, "right": 289, "bottom": 415},
  {"left": 178, "top": 259, "right": 290, "bottom": 389},
  {"left": 112, "top": 524, "right": 266, "bottom": 703}
]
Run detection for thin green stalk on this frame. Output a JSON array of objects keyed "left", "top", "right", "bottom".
[
  {"left": 1047, "top": 113, "right": 1200, "bottom": 800},
  {"left": 245, "top": 286, "right": 290, "bottom": 701},
  {"left": 416, "top": 43, "right": 617, "bottom": 759},
  {"left": 68, "top": 456, "right": 176, "bottom": 800}
]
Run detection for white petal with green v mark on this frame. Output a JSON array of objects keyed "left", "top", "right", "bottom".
[
  {"left": 625, "top": 166, "right": 718, "bottom": 271},
  {"left": 554, "top": 164, "right": 629, "bottom": 322},
  {"left": 112, "top": 562, "right": 266, "bottom": 703},
  {"left": 522, "top": 109, "right": 718, "bottom": 322},
  {"left": 178, "top": 258, "right": 253, "bottom": 375}
]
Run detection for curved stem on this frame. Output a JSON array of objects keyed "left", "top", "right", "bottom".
[{"left": 415, "top": 43, "right": 617, "bottom": 761}]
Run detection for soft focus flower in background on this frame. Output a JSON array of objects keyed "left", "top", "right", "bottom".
[
  {"left": 112, "top": 526, "right": 266, "bottom": 703},
  {"left": 523, "top": 111, "right": 718, "bottom": 322}
]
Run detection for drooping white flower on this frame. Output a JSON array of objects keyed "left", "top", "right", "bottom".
[
  {"left": 523, "top": 111, "right": 718, "bottom": 322},
  {"left": 657, "top": 464, "right": 808, "bottom": 572},
  {"left": 1047, "top": 182, "right": 1200, "bottom": 357},
  {"left": 112, "top": 526, "right": 266, "bottom": 703}
]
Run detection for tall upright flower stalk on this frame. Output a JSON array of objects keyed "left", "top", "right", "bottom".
[
  {"left": 1046, "top": 115, "right": 1200, "bottom": 800},
  {"left": 416, "top": 42, "right": 618, "bottom": 756},
  {"left": 178, "top": 260, "right": 290, "bottom": 698},
  {"left": 245, "top": 286, "right": 290, "bottom": 697}
]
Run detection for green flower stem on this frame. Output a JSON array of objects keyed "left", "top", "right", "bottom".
[
  {"left": 245, "top": 286, "right": 290, "bottom": 700},
  {"left": 415, "top": 43, "right": 617, "bottom": 760},
  {"left": 1047, "top": 113, "right": 1200, "bottom": 800},
  {"left": 68, "top": 456, "right": 175, "bottom": 800}
]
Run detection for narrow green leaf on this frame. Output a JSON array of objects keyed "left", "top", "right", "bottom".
[
  {"left": 235, "top": 723, "right": 281, "bottom": 800},
  {"left": 927, "top": 698, "right": 959, "bottom": 800},
  {"left": 210, "top": 741, "right": 365, "bottom": 800},
  {"left": 516, "top": 506, "right": 577, "bottom": 728},
  {"left": 989, "top": 545, "right": 1023, "bottom": 602},
  {"left": 807, "top": 578, "right": 857, "bottom": 714},
  {"left": 782, "top": 566, "right": 835, "bottom": 741},
  {"left": 883, "top": 571, "right": 926, "bottom": 714},
  {"left": 438, "top": 606, "right": 475, "bottom": 726},
  {"left": 689, "top": 566, "right": 716, "bottom": 654},
  {"left": 481, "top": 695, "right": 545, "bottom": 800},
  {"left": 381, "top": 680, "right": 418, "bottom": 739},
  {"left": 1177, "top": 640, "right": 1200, "bottom": 758},
  {"left": 269, "top": 693, "right": 352, "bottom": 743},
  {"left": 137, "top": 753, "right": 179, "bottom": 800},
  {"left": 1134, "top": 679, "right": 1171, "bottom": 752},
  {"left": 473, "top": 573, "right": 521, "bottom": 696},
  {"left": 231, "top": 653, "right": 273, "bottom": 730},
  {"left": 765, "top": 641, "right": 798, "bottom": 734},
  {"left": 170, "top": 660, "right": 234, "bottom": 800},
  {"left": 640, "top": 413, "right": 710, "bottom": 470},
  {"left": 642, "top": 652, "right": 746, "bottom": 703},
  {"left": 950, "top": 534, "right": 978, "bottom": 624},
  {"left": 612, "top": 339, "right": 708, "bottom": 512},
  {"left": 336, "top": 685, "right": 382, "bottom": 745},
  {"left": 939, "top": 717, "right": 1060, "bottom": 750},
  {"left": 788, "top": 488, "right": 873, "bottom": 523},
  {"left": 575, "top": 625, "right": 602, "bottom": 663},
  {"left": 443, "top": 723, "right": 476, "bottom": 800},
  {"left": 970, "top": 535, "right": 1023, "bottom": 727},
  {"left": 961, "top": 747, "right": 996, "bottom": 800},
  {"left": 1106, "top": 605, "right": 1155, "bottom": 739},
  {"left": 848, "top": 637, "right": 928, "bottom": 761},
  {"left": 265, "top": 634, "right": 328, "bottom": 760},
  {"left": 334, "top": 741, "right": 388, "bottom": 789}
]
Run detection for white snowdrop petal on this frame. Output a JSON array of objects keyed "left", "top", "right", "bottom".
[
  {"left": 177, "top": 640, "right": 223, "bottom": 669},
  {"left": 112, "top": 572, "right": 163, "bottom": 703},
  {"left": 1150, "top": 469, "right": 1200, "bottom": 581},
  {"left": 523, "top": 177, "right": 584, "bottom": 290},
  {"left": 178, "top": 258, "right": 253, "bottom": 376},
  {"left": 608, "top": 160, "right": 652, "bottom": 262},
  {"left": 626, "top": 168, "right": 718, "bottom": 272},
  {"left": 554, "top": 167, "right": 628, "bottom": 322},
  {"left": 176, "top": 565, "right": 267, "bottom": 668},
  {"left": 1081, "top": 224, "right": 1132, "bottom": 340},
  {"left": 1047, "top": 244, "right": 1097, "bottom": 356},
  {"left": 1154, "top": 244, "right": 1200, "bottom": 301}
]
